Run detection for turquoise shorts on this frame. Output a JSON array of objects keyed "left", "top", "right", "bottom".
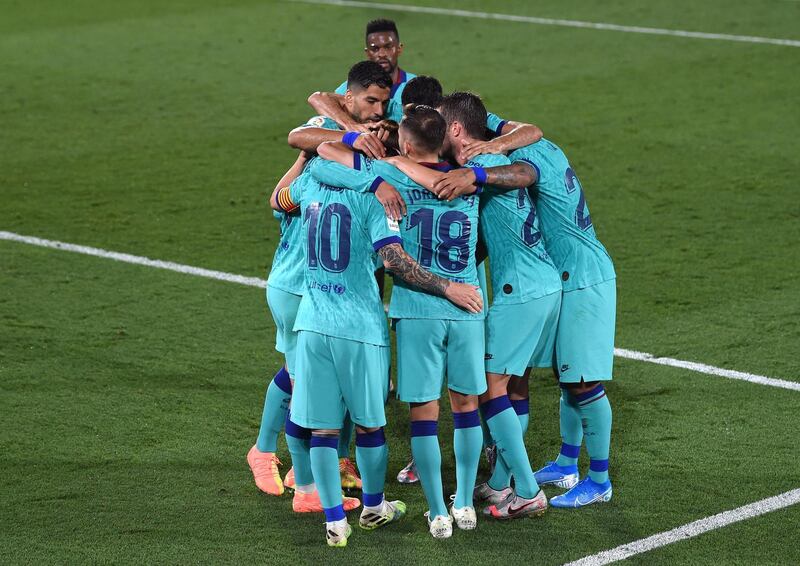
[
  {"left": 556, "top": 279, "right": 616, "bottom": 383},
  {"left": 292, "top": 331, "right": 389, "bottom": 429},
  {"left": 485, "top": 291, "right": 562, "bottom": 377},
  {"left": 395, "top": 318, "right": 486, "bottom": 403},
  {"left": 266, "top": 286, "right": 302, "bottom": 376}
]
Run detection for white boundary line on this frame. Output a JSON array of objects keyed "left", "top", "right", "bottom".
[
  {"left": 292, "top": 0, "right": 800, "bottom": 48},
  {"left": 614, "top": 348, "right": 800, "bottom": 392},
  {"left": 563, "top": 488, "right": 800, "bottom": 565},
  {"left": 3, "top": 229, "right": 798, "bottom": 392},
  {"left": 0, "top": 231, "right": 267, "bottom": 289}
]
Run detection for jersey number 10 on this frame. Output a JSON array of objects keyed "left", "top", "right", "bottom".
[{"left": 305, "top": 203, "right": 351, "bottom": 272}]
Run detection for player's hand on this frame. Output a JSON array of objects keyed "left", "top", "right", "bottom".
[
  {"left": 433, "top": 168, "right": 478, "bottom": 201},
  {"left": 462, "top": 139, "right": 504, "bottom": 161},
  {"left": 375, "top": 181, "right": 406, "bottom": 220},
  {"left": 340, "top": 121, "right": 372, "bottom": 134},
  {"left": 352, "top": 132, "right": 386, "bottom": 159},
  {"left": 444, "top": 283, "right": 483, "bottom": 313}
]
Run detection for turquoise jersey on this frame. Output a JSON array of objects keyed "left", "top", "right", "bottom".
[
  {"left": 289, "top": 177, "right": 401, "bottom": 346},
  {"left": 267, "top": 203, "right": 304, "bottom": 295},
  {"left": 509, "top": 139, "right": 615, "bottom": 291},
  {"left": 335, "top": 68, "right": 416, "bottom": 123},
  {"left": 298, "top": 115, "right": 342, "bottom": 131},
  {"left": 469, "top": 153, "right": 562, "bottom": 305},
  {"left": 267, "top": 156, "right": 380, "bottom": 294},
  {"left": 362, "top": 157, "right": 483, "bottom": 321},
  {"left": 486, "top": 112, "right": 508, "bottom": 137}
]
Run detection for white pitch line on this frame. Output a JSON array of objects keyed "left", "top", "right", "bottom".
[
  {"left": 2, "top": 229, "right": 798, "bottom": 392},
  {"left": 293, "top": 0, "right": 800, "bottom": 48},
  {"left": 0, "top": 231, "right": 267, "bottom": 289},
  {"left": 564, "top": 488, "right": 800, "bottom": 566},
  {"left": 614, "top": 348, "right": 800, "bottom": 392}
]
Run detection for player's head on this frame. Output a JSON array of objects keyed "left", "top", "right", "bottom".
[
  {"left": 401, "top": 76, "right": 443, "bottom": 109},
  {"left": 437, "top": 91, "right": 488, "bottom": 160},
  {"left": 364, "top": 19, "right": 403, "bottom": 76},
  {"left": 345, "top": 60, "right": 392, "bottom": 123},
  {"left": 398, "top": 104, "right": 446, "bottom": 158}
]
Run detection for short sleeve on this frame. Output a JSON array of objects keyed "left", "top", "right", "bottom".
[
  {"left": 334, "top": 81, "right": 348, "bottom": 95},
  {"left": 297, "top": 115, "right": 340, "bottom": 130},
  {"left": 309, "top": 157, "right": 383, "bottom": 193},
  {"left": 365, "top": 197, "right": 402, "bottom": 251},
  {"left": 509, "top": 147, "right": 541, "bottom": 180},
  {"left": 486, "top": 112, "right": 507, "bottom": 136}
]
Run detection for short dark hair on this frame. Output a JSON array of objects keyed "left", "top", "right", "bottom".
[
  {"left": 366, "top": 19, "right": 399, "bottom": 40},
  {"left": 346, "top": 60, "right": 392, "bottom": 91},
  {"left": 400, "top": 105, "right": 446, "bottom": 154},
  {"left": 401, "top": 76, "right": 443, "bottom": 108},
  {"left": 438, "top": 92, "right": 488, "bottom": 140}
]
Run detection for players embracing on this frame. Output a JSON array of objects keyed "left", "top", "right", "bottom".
[{"left": 252, "top": 16, "right": 616, "bottom": 547}]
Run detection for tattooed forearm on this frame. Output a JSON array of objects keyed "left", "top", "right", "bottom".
[
  {"left": 379, "top": 244, "right": 450, "bottom": 297},
  {"left": 486, "top": 163, "right": 537, "bottom": 188}
]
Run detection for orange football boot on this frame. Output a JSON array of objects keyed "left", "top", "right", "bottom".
[
  {"left": 339, "top": 458, "right": 362, "bottom": 490},
  {"left": 283, "top": 467, "right": 295, "bottom": 490},
  {"left": 247, "top": 445, "right": 284, "bottom": 496},
  {"left": 293, "top": 490, "right": 361, "bottom": 513}
]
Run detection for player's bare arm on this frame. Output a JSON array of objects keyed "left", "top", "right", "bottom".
[
  {"left": 434, "top": 162, "right": 538, "bottom": 201},
  {"left": 316, "top": 142, "right": 406, "bottom": 219},
  {"left": 378, "top": 243, "right": 483, "bottom": 313},
  {"left": 288, "top": 126, "right": 387, "bottom": 159},
  {"left": 462, "top": 121, "right": 543, "bottom": 161},
  {"left": 268, "top": 151, "right": 310, "bottom": 210},
  {"left": 382, "top": 155, "right": 445, "bottom": 191},
  {"left": 307, "top": 91, "right": 371, "bottom": 133}
]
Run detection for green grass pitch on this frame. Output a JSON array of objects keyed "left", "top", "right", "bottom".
[{"left": 1, "top": 0, "right": 799, "bottom": 563}]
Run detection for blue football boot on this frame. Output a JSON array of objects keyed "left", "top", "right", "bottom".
[
  {"left": 533, "top": 461, "right": 579, "bottom": 489},
  {"left": 549, "top": 477, "right": 612, "bottom": 508}
]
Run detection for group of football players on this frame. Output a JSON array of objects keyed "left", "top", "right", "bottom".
[{"left": 247, "top": 19, "right": 617, "bottom": 547}]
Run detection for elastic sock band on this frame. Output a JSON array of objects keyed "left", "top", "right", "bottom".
[
  {"left": 363, "top": 492, "right": 384, "bottom": 507},
  {"left": 323, "top": 504, "right": 346, "bottom": 522},
  {"left": 310, "top": 435, "right": 338, "bottom": 449},
  {"left": 560, "top": 443, "right": 581, "bottom": 459},
  {"left": 479, "top": 395, "right": 512, "bottom": 420},
  {"left": 284, "top": 414, "right": 311, "bottom": 440},
  {"left": 273, "top": 367, "right": 292, "bottom": 395},
  {"left": 590, "top": 459, "right": 609, "bottom": 472},
  {"left": 410, "top": 420, "right": 438, "bottom": 437},
  {"left": 452, "top": 409, "right": 480, "bottom": 429},
  {"left": 510, "top": 398, "right": 530, "bottom": 415},
  {"left": 355, "top": 428, "right": 386, "bottom": 447},
  {"left": 342, "top": 131, "right": 361, "bottom": 147},
  {"left": 575, "top": 384, "right": 606, "bottom": 405}
]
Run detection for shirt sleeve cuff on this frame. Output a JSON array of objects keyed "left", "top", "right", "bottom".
[
  {"left": 372, "top": 235, "right": 402, "bottom": 251},
  {"left": 353, "top": 152, "right": 362, "bottom": 171},
  {"left": 369, "top": 176, "right": 384, "bottom": 193},
  {"left": 495, "top": 120, "right": 507, "bottom": 136},
  {"left": 514, "top": 157, "right": 541, "bottom": 180}
]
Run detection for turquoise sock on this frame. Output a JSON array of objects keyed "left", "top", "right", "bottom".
[
  {"left": 255, "top": 367, "right": 291, "bottom": 453},
  {"left": 410, "top": 421, "right": 448, "bottom": 517},
  {"left": 555, "top": 386, "right": 583, "bottom": 467},
  {"left": 488, "top": 399, "right": 529, "bottom": 490},
  {"left": 338, "top": 413, "right": 355, "bottom": 459},
  {"left": 309, "top": 436, "right": 343, "bottom": 514},
  {"left": 452, "top": 410, "right": 482, "bottom": 509},
  {"left": 575, "top": 385, "right": 612, "bottom": 483},
  {"left": 285, "top": 414, "right": 313, "bottom": 487},
  {"left": 355, "top": 428, "right": 388, "bottom": 505},
  {"left": 480, "top": 417, "right": 493, "bottom": 449},
  {"left": 480, "top": 396, "right": 539, "bottom": 498}
]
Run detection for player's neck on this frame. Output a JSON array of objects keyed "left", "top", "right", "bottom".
[
  {"left": 390, "top": 66, "right": 400, "bottom": 83},
  {"left": 406, "top": 150, "right": 440, "bottom": 163}
]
